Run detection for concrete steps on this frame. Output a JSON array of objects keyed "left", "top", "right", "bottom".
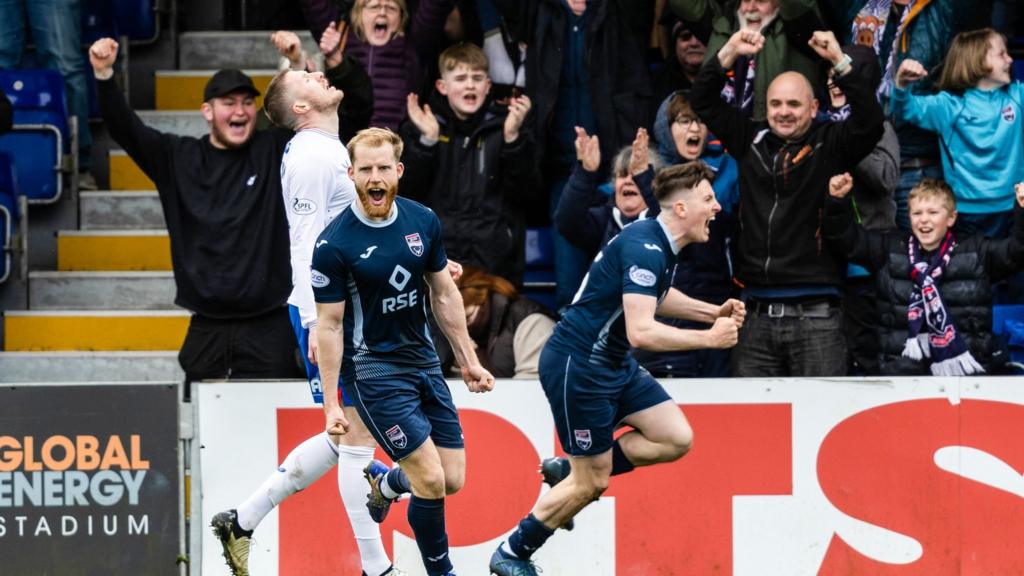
[
  {"left": 137, "top": 110, "right": 210, "bottom": 137},
  {"left": 156, "top": 69, "right": 275, "bottom": 110},
  {"left": 3, "top": 31, "right": 310, "bottom": 361},
  {"left": 179, "top": 30, "right": 315, "bottom": 70},
  {"left": 30, "top": 271, "right": 175, "bottom": 310},
  {"left": 109, "top": 149, "right": 156, "bottom": 190},
  {"left": 57, "top": 229, "right": 171, "bottom": 270},
  {"left": 0, "top": 351, "right": 183, "bottom": 382},
  {"left": 81, "top": 191, "right": 164, "bottom": 229},
  {"left": 4, "top": 310, "right": 189, "bottom": 351}
]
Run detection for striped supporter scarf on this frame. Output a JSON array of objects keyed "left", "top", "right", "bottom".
[{"left": 903, "top": 231, "right": 985, "bottom": 376}]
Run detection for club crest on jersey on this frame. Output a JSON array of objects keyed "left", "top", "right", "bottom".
[
  {"left": 386, "top": 425, "right": 408, "bottom": 449},
  {"left": 628, "top": 265, "right": 657, "bottom": 287},
  {"left": 574, "top": 429, "right": 592, "bottom": 451},
  {"left": 405, "top": 233, "right": 424, "bottom": 256},
  {"left": 1003, "top": 104, "right": 1016, "bottom": 123}
]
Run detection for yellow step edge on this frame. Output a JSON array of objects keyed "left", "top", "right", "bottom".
[
  {"left": 109, "top": 151, "right": 155, "bottom": 191},
  {"left": 4, "top": 313, "right": 189, "bottom": 351},
  {"left": 155, "top": 71, "right": 274, "bottom": 111},
  {"left": 58, "top": 232, "right": 171, "bottom": 271}
]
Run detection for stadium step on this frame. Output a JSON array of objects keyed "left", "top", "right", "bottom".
[
  {"left": 81, "top": 191, "right": 164, "bottom": 230},
  {"left": 0, "top": 351, "right": 183, "bottom": 382},
  {"left": 155, "top": 69, "right": 275, "bottom": 110},
  {"left": 179, "top": 30, "right": 316, "bottom": 71},
  {"left": 29, "top": 271, "right": 175, "bottom": 310},
  {"left": 57, "top": 229, "right": 170, "bottom": 271},
  {"left": 137, "top": 110, "right": 209, "bottom": 138},
  {"left": 3, "top": 310, "right": 189, "bottom": 351},
  {"left": 110, "top": 149, "right": 155, "bottom": 190}
]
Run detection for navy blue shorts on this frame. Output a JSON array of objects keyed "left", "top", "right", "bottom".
[
  {"left": 289, "top": 305, "right": 351, "bottom": 405},
  {"left": 539, "top": 345, "right": 671, "bottom": 456},
  {"left": 345, "top": 371, "right": 464, "bottom": 461}
]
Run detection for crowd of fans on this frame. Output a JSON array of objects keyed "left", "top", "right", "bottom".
[{"left": 7, "top": 0, "right": 1024, "bottom": 380}]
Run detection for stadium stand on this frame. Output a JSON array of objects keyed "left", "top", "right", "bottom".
[{"left": 0, "top": 68, "right": 72, "bottom": 204}]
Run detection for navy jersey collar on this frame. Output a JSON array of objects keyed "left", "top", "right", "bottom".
[{"left": 655, "top": 215, "right": 681, "bottom": 255}]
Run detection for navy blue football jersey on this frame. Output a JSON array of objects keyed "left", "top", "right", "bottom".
[
  {"left": 312, "top": 196, "right": 448, "bottom": 381},
  {"left": 548, "top": 217, "right": 678, "bottom": 368}
]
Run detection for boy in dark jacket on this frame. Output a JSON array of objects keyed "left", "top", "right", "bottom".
[
  {"left": 400, "top": 42, "right": 534, "bottom": 285},
  {"left": 826, "top": 174, "right": 1024, "bottom": 375}
]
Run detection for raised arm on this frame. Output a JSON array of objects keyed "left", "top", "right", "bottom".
[
  {"left": 315, "top": 300, "right": 350, "bottom": 436},
  {"left": 818, "top": 41, "right": 885, "bottom": 167},
  {"left": 90, "top": 38, "right": 175, "bottom": 182},
  {"left": 823, "top": 172, "right": 888, "bottom": 270},
  {"left": 425, "top": 269, "right": 495, "bottom": 392},
  {"left": 689, "top": 30, "right": 764, "bottom": 158},
  {"left": 623, "top": 293, "right": 738, "bottom": 351},
  {"left": 889, "top": 59, "right": 958, "bottom": 133}
]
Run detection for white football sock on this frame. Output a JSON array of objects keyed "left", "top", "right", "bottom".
[
  {"left": 236, "top": 432, "right": 338, "bottom": 531},
  {"left": 338, "top": 444, "right": 391, "bottom": 575}
]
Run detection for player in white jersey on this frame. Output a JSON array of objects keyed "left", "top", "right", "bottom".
[{"left": 211, "top": 68, "right": 403, "bottom": 576}]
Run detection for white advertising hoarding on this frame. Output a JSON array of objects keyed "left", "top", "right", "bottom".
[{"left": 197, "top": 377, "right": 1024, "bottom": 575}]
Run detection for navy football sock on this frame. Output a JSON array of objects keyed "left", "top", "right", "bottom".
[
  {"left": 611, "top": 439, "right": 635, "bottom": 476},
  {"left": 508, "top": 513, "right": 555, "bottom": 560},
  {"left": 407, "top": 496, "right": 453, "bottom": 575},
  {"left": 385, "top": 467, "right": 412, "bottom": 496}
]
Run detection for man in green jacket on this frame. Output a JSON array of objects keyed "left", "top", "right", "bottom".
[{"left": 670, "top": 0, "right": 825, "bottom": 120}]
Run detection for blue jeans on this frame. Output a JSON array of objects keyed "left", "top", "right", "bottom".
[
  {"left": 894, "top": 163, "right": 942, "bottom": 233},
  {"left": 0, "top": 0, "right": 92, "bottom": 169},
  {"left": 954, "top": 210, "right": 1013, "bottom": 239},
  {"left": 549, "top": 174, "right": 591, "bottom": 312},
  {"left": 731, "top": 304, "right": 847, "bottom": 377}
]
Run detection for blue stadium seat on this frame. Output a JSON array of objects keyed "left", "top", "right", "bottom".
[
  {"left": 523, "top": 226, "right": 557, "bottom": 312},
  {"left": 115, "top": 0, "right": 157, "bottom": 42},
  {"left": 0, "top": 152, "right": 18, "bottom": 283},
  {"left": 81, "top": 0, "right": 120, "bottom": 45},
  {"left": 0, "top": 69, "right": 69, "bottom": 203},
  {"left": 993, "top": 304, "right": 1024, "bottom": 368}
]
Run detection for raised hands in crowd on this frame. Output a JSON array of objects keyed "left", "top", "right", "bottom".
[
  {"left": 807, "top": 30, "right": 847, "bottom": 70},
  {"left": 503, "top": 95, "right": 531, "bottom": 143},
  {"left": 895, "top": 58, "right": 929, "bottom": 89},
  {"left": 628, "top": 127, "right": 651, "bottom": 176},
  {"left": 320, "top": 21, "right": 349, "bottom": 69},
  {"left": 270, "top": 30, "right": 312, "bottom": 71},
  {"left": 406, "top": 92, "right": 440, "bottom": 141},
  {"left": 574, "top": 126, "right": 601, "bottom": 172},
  {"left": 718, "top": 29, "right": 765, "bottom": 67}
]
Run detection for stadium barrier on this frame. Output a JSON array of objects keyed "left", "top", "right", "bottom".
[
  {"left": 0, "top": 382, "right": 182, "bottom": 575},
  {"left": 193, "top": 376, "right": 1024, "bottom": 576}
]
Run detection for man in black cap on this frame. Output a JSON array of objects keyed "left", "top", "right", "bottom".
[{"left": 89, "top": 37, "right": 370, "bottom": 389}]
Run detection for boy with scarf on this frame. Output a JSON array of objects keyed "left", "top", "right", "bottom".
[{"left": 825, "top": 174, "right": 1024, "bottom": 376}]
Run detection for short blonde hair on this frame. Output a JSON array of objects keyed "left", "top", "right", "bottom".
[
  {"left": 439, "top": 43, "right": 489, "bottom": 74},
  {"left": 263, "top": 69, "right": 297, "bottom": 129},
  {"left": 350, "top": 0, "right": 410, "bottom": 42},
  {"left": 936, "top": 28, "right": 1004, "bottom": 94},
  {"left": 347, "top": 127, "right": 404, "bottom": 163},
  {"left": 908, "top": 178, "right": 957, "bottom": 213}
]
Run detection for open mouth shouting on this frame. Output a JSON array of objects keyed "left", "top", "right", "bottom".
[
  {"left": 369, "top": 18, "right": 393, "bottom": 44},
  {"left": 682, "top": 134, "right": 703, "bottom": 158},
  {"left": 227, "top": 117, "right": 250, "bottom": 137}
]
